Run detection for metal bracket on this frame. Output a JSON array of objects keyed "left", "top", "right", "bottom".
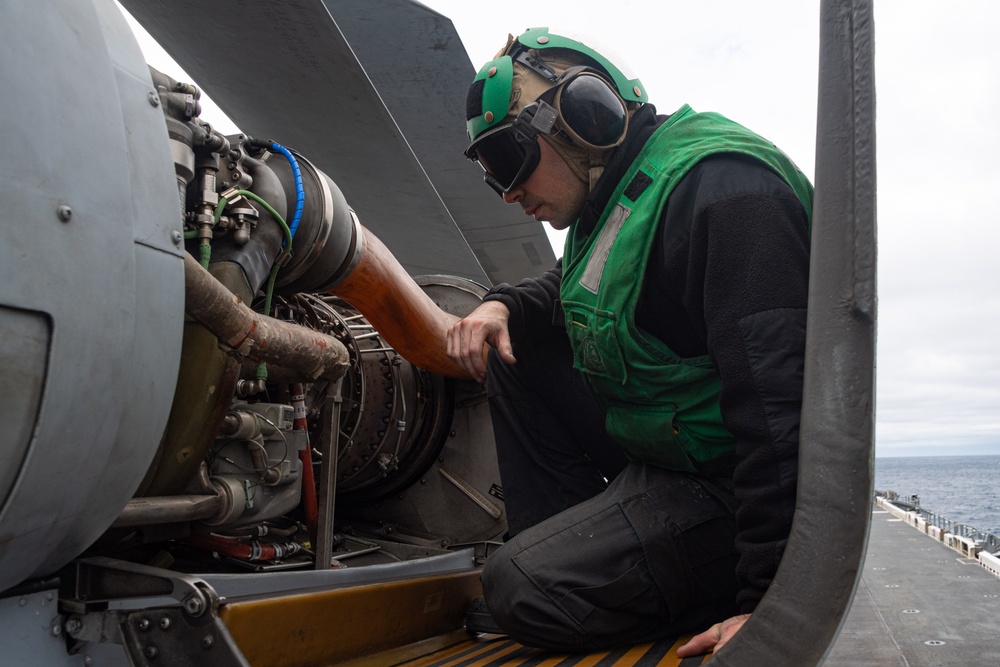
[
  {"left": 61, "top": 557, "right": 250, "bottom": 666},
  {"left": 315, "top": 377, "right": 344, "bottom": 570}
]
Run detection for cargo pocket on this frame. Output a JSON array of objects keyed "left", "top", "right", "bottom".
[
  {"left": 620, "top": 472, "right": 739, "bottom": 621},
  {"left": 509, "top": 501, "right": 666, "bottom": 638},
  {"left": 559, "top": 559, "right": 665, "bottom": 634}
]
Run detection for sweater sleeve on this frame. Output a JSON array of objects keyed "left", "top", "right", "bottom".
[
  {"left": 483, "top": 259, "right": 565, "bottom": 344},
  {"left": 638, "top": 154, "right": 810, "bottom": 613}
]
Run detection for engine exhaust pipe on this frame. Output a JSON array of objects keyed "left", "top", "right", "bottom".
[
  {"left": 325, "top": 226, "right": 470, "bottom": 380},
  {"left": 183, "top": 251, "right": 350, "bottom": 381}
]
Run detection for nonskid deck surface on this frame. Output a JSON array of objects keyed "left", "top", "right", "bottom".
[
  {"left": 404, "top": 507, "right": 1000, "bottom": 667},
  {"left": 399, "top": 634, "right": 709, "bottom": 667},
  {"left": 822, "top": 508, "right": 1000, "bottom": 666}
]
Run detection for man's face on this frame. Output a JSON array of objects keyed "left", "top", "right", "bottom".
[{"left": 497, "top": 137, "right": 588, "bottom": 231}]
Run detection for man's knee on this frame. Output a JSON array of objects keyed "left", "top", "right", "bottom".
[
  {"left": 480, "top": 543, "right": 581, "bottom": 649},
  {"left": 480, "top": 546, "right": 523, "bottom": 633}
]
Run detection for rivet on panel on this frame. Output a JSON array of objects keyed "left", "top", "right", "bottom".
[
  {"left": 634, "top": 85, "right": 642, "bottom": 98},
  {"left": 537, "top": 36, "right": 549, "bottom": 44},
  {"left": 484, "top": 111, "right": 494, "bottom": 123},
  {"left": 488, "top": 66, "right": 497, "bottom": 77}
]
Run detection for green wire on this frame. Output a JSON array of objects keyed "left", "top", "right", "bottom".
[
  {"left": 228, "top": 190, "right": 294, "bottom": 383},
  {"left": 185, "top": 190, "right": 294, "bottom": 262},
  {"left": 232, "top": 190, "right": 293, "bottom": 251},
  {"left": 185, "top": 189, "right": 295, "bottom": 383}
]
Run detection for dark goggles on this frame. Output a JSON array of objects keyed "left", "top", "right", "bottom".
[
  {"left": 466, "top": 66, "right": 628, "bottom": 196},
  {"left": 466, "top": 121, "right": 543, "bottom": 196}
]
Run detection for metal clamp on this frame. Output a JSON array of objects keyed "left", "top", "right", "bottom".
[{"left": 61, "top": 557, "right": 250, "bottom": 666}]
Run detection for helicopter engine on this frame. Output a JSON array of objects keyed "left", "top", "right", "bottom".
[{"left": 0, "top": 3, "right": 502, "bottom": 592}]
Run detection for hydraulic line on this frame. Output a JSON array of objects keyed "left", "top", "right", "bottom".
[
  {"left": 111, "top": 495, "right": 225, "bottom": 528},
  {"left": 266, "top": 142, "right": 305, "bottom": 242},
  {"left": 290, "top": 382, "right": 319, "bottom": 544},
  {"left": 185, "top": 532, "right": 302, "bottom": 562}
]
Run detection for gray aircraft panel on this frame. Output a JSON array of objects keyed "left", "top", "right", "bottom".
[
  {"left": 120, "top": 0, "right": 556, "bottom": 286},
  {"left": 325, "top": 0, "right": 556, "bottom": 284}
]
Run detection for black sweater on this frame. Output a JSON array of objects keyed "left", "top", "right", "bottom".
[{"left": 483, "top": 104, "right": 809, "bottom": 613}]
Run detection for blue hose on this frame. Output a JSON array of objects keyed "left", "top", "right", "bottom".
[{"left": 269, "top": 142, "right": 304, "bottom": 244}]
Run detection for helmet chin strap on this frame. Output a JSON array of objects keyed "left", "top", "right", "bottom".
[{"left": 588, "top": 158, "right": 606, "bottom": 192}]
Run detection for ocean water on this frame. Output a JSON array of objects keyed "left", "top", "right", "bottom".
[{"left": 874, "top": 455, "right": 1000, "bottom": 536}]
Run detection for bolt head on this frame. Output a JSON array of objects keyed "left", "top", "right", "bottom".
[
  {"left": 183, "top": 594, "right": 206, "bottom": 616},
  {"left": 65, "top": 617, "right": 83, "bottom": 637}
]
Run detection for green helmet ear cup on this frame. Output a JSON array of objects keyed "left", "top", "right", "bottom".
[
  {"left": 516, "top": 27, "right": 647, "bottom": 104},
  {"left": 466, "top": 56, "right": 514, "bottom": 141}
]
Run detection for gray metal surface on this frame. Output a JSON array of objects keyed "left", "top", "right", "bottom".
[
  {"left": 710, "top": 0, "right": 877, "bottom": 663},
  {"left": 824, "top": 509, "right": 1000, "bottom": 665},
  {"left": 324, "top": 1, "right": 556, "bottom": 284},
  {"left": 202, "top": 547, "right": 476, "bottom": 600},
  {"left": 0, "top": 0, "right": 184, "bottom": 590},
  {"left": 0, "top": 589, "right": 86, "bottom": 667},
  {"left": 119, "top": 0, "right": 556, "bottom": 287}
]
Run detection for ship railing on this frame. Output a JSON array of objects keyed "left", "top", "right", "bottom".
[
  {"left": 912, "top": 508, "right": 1000, "bottom": 554},
  {"left": 980, "top": 533, "right": 1000, "bottom": 555}
]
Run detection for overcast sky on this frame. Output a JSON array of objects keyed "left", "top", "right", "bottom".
[{"left": 124, "top": 1, "right": 1000, "bottom": 459}]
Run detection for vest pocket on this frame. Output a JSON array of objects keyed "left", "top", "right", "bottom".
[
  {"left": 605, "top": 403, "right": 696, "bottom": 472},
  {"left": 562, "top": 301, "right": 627, "bottom": 385}
]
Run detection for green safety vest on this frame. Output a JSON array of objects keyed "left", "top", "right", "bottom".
[{"left": 561, "top": 105, "right": 813, "bottom": 471}]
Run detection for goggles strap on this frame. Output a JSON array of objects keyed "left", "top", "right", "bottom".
[{"left": 518, "top": 100, "right": 559, "bottom": 138}]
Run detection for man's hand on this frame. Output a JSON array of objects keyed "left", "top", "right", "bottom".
[
  {"left": 446, "top": 300, "right": 516, "bottom": 382},
  {"left": 675, "top": 613, "right": 751, "bottom": 657}
]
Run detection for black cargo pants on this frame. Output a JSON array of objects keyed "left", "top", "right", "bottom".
[{"left": 482, "top": 334, "right": 740, "bottom": 651}]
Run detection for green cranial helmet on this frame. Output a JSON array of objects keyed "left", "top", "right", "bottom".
[{"left": 465, "top": 27, "right": 648, "bottom": 145}]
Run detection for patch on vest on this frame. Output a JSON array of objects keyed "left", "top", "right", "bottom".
[
  {"left": 579, "top": 204, "right": 631, "bottom": 294},
  {"left": 581, "top": 335, "right": 608, "bottom": 373},
  {"left": 624, "top": 171, "right": 653, "bottom": 201}
]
